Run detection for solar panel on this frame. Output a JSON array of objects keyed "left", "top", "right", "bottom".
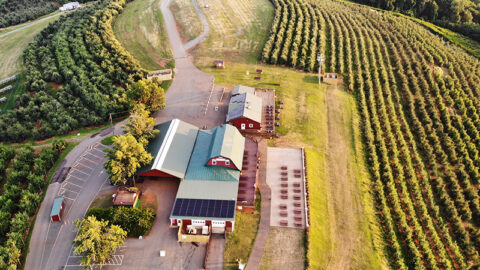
[{"left": 172, "top": 198, "right": 236, "bottom": 219}]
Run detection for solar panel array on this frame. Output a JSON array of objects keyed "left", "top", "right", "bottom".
[{"left": 172, "top": 198, "right": 236, "bottom": 218}]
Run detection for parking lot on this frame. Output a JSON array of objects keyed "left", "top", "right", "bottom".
[
  {"left": 64, "top": 245, "right": 126, "bottom": 269},
  {"left": 266, "top": 147, "right": 307, "bottom": 228}
]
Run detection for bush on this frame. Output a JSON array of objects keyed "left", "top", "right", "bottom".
[{"left": 86, "top": 206, "right": 156, "bottom": 237}]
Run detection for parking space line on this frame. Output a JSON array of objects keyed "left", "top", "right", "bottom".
[
  {"left": 80, "top": 155, "right": 98, "bottom": 164},
  {"left": 66, "top": 174, "right": 86, "bottom": 182},
  {"left": 63, "top": 181, "right": 83, "bottom": 189},
  {"left": 70, "top": 169, "right": 89, "bottom": 177}
]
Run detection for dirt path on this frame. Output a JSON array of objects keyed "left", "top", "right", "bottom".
[
  {"left": 182, "top": 0, "right": 210, "bottom": 51},
  {"left": 324, "top": 79, "right": 363, "bottom": 270}
]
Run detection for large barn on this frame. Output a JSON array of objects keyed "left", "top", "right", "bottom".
[
  {"left": 226, "top": 92, "right": 263, "bottom": 131},
  {"left": 136, "top": 119, "right": 245, "bottom": 234}
]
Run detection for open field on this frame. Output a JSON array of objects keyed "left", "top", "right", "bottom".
[
  {"left": 0, "top": 13, "right": 60, "bottom": 78},
  {"left": 258, "top": 227, "right": 305, "bottom": 270},
  {"left": 176, "top": 0, "right": 273, "bottom": 64},
  {"left": 170, "top": 0, "right": 203, "bottom": 42},
  {"left": 203, "top": 63, "right": 386, "bottom": 269},
  {"left": 113, "top": 0, "right": 172, "bottom": 70}
]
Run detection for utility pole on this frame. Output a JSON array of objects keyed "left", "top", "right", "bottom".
[{"left": 317, "top": 53, "right": 325, "bottom": 84}]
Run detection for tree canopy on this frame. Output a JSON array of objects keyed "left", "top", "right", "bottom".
[
  {"left": 126, "top": 79, "right": 166, "bottom": 113},
  {"left": 124, "top": 104, "right": 159, "bottom": 146},
  {"left": 104, "top": 135, "right": 152, "bottom": 185},
  {"left": 73, "top": 216, "right": 126, "bottom": 268}
]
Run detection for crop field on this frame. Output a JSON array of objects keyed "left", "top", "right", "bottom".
[
  {"left": 0, "top": 13, "right": 60, "bottom": 78},
  {"left": 170, "top": 0, "right": 203, "bottom": 42},
  {"left": 203, "top": 63, "right": 385, "bottom": 269},
  {"left": 113, "top": 0, "right": 172, "bottom": 70},
  {"left": 263, "top": 0, "right": 480, "bottom": 268},
  {"left": 183, "top": 0, "right": 273, "bottom": 64}
]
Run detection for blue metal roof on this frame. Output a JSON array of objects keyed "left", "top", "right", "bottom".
[
  {"left": 50, "top": 197, "right": 63, "bottom": 217},
  {"left": 184, "top": 129, "right": 240, "bottom": 181}
]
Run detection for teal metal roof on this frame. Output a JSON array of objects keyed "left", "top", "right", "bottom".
[
  {"left": 176, "top": 179, "right": 239, "bottom": 200},
  {"left": 226, "top": 93, "right": 262, "bottom": 123},
  {"left": 50, "top": 197, "right": 63, "bottom": 217},
  {"left": 209, "top": 125, "right": 245, "bottom": 170},
  {"left": 184, "top": 128, "right": 241, "bottom": 181},
  {"left": 233, "top": 85, "right": 255, "bottom": 96},
  {"left": 136, "top": 119, "right": 199, "bottom": 178}
]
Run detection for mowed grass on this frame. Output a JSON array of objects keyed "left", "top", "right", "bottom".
[
  {"left": 113, "top": 0, "right": 172, "bottom": 70},
  {"left": 190, "top": 0, "right": 273, "bottom": 64},
  {"left": 224, "top": 210, "right": 260, "bottom": 269},
  {"left": 258, "top": 227, "right": 306, "bottom": 270},
  {"left": 0, "top": 13, "right": 60, "bottom": 78},
  {"left": 170, "top": 0, "right": 203, "bottom": 42}
]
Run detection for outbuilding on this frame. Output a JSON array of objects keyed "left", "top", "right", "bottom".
[
  {"left": 113, "top": 187, "right": 141, "bottom": 208},
  {"left": 226, "top": 92, "right": 263, "bottom": 131},
  {"left": 232, "top": 85, "right": 255, "bottom": 96},
  {"left": 50, "top": 197, "right": 65, "bottom": 222}
]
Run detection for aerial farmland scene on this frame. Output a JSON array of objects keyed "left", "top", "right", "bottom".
[{"left": 1, "top": 0, "right": 480, "bottom": 269}]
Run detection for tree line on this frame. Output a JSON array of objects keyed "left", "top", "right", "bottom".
[
  {"left": 0, "top": 141, "right": 65, "bottom": 269},
  {"left": 0, "top": 0, "right": 145, "bottom": 142}
]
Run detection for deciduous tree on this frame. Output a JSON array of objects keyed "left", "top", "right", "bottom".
[
  {"left": 104, "top": 135, "right": 152, "bottom": 185},
  {"left": 74, "top": 216, "right": 126, "bottom": 268},
  {"left": 124, "top": 104, "right": 158, "bottom": 146},
  {"left": 126, "top": 79, "right": 166, "bottom": 113}
]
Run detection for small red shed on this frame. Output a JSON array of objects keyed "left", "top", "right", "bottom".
[
  {"left": 50, "top": 197, "right": 65, "bottom": 222},
  {"left": 214, "top": 60, "right": 225, "bottom": 69}
]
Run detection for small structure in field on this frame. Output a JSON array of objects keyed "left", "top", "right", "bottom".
[
  {"left": 214, "top": 60, "right": 225, "bottom": 69},
  {"left": 113, "top": 187, "right": 141, "bottom": 208},
  {"left": 60, "top": 2, "right": 80, "bottom": 11},
  {"left": 226, "top": 92, "right": 262, "bottom": 131},
  {"left": 50, "top": 197, "right": 65, "bottom": 222},
  {"left": 147, "top": 69, "right": 173, "bottom": 81}
]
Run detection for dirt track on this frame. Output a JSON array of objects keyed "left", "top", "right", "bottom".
[{"left": 324, "top": 79, "right": 362, "bottom": 270}]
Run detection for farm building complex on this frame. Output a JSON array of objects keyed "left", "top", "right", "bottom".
[{"left": 137, "top": 119, "right": 245, "bottom": 235}]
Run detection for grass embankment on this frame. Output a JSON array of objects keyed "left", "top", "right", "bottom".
[
  {"left": 113, "top": 0, "right": 172, "bottom": 70},
  {"left": 0, "top": 12, "right": 60, "bottom": 78},
  {"left": 189, "top": 0, "right": 273, "bottom": 65},
  {"left": 203, "top": 64, "right": 387, "bottom": 269},
  {"left": 224, "top": 192, "right": 261, "bottom": 269},
  {"left": 170, "top": 0, "right": 203, "bottom": 42}
]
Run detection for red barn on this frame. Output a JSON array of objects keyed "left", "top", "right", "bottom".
[{"left": 226, "top": 92, "right": 262, "bottom": 131}]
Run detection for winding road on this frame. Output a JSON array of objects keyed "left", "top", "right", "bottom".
[{"left": 25, "top": 0, "right": 222, "bottom": 269}]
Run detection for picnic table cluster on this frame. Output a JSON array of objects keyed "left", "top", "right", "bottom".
[{"left": 278, "top": 165, "right": 304, "bottom": 228}]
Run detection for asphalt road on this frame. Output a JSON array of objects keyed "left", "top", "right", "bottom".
[{"left": 25, "top": 0, "right": 225, "bottom": 268}]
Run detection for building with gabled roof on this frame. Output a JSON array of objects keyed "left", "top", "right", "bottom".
[
  {"left": 136, "top": 119, "right": 245, "bottom": 234},
  {"left": 226, "top": 92, "right": 263, "bottom": 131},
  {"left": 136, "top": 119, "right": 199, "bottom": 178},
  {"left": 232, "top": 85, "right": 255, "bottom": 96}
]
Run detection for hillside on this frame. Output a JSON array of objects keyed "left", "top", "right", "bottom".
[{"left": 262, "top": 0, "right": 480, "bottom": 268}]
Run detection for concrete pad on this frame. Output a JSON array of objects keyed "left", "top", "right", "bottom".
[{"left": 266, "top": 147, "right": 306, "bottom": 228}]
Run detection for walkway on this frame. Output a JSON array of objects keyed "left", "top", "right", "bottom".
[
  {"left": 205, "top": 234, "right": 226, "bottom": 270},
  {"left": 183, "top": 0, "right": 210, "bottom": 51},
  {"left": 245, "top": 139, "right": 271, "bottom": 270}
]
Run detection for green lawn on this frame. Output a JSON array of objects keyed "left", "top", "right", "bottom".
[
  {"left": 113, "top": 0, "right": 172, "bottom": 70},
  {"left": 0, "top": 12, "right": 61, "bottom": 78},
  {"left": 101, "top": 136, "right": 115, "bottom": 146},
  {"left": 224, "top": 211, "right": 260, "bottom": 269}
]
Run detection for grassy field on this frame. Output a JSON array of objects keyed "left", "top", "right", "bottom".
[
  {"left": 170, "top": 0, "right": 203, "bottom": 42},
  {"left": 113, "top": 0, "right": 172, "bottom": 70},
  {"left": 224, "top": 211, "right": 260, "bottom": 269},
  {"left": 0, "top": 13, "right": 60, "bottom": 78},
  {"left": 175, "top": 0, "right": 273, "bottom": 64},
  {"left": 202, "top": 64, "right": 387, "bottom": 269},
  {"left": 258, "top": 227, "right": 306, "bottom": 270}
]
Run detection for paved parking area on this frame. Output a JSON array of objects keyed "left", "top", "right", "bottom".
[
  {"left": 64, "top": 245, "right": 126, "bottom": 269},
  {"left": 266, "top": 147, "right": 306, "bottom": 228}
]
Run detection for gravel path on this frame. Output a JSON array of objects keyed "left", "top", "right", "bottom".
[{"left": 182, "top": 0, "right": 210, "bottom": 51}]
